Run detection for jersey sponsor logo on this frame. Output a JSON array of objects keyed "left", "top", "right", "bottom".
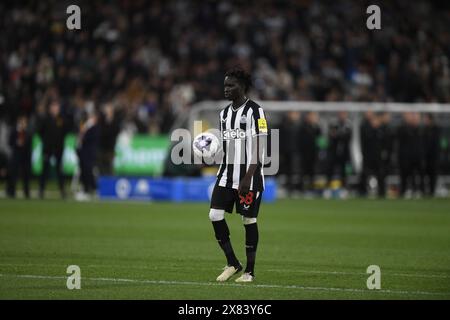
[
  {"left": 258, "top": 118, "right": 268, "bottom": 133},
  {"left": 223, "top": 128, "right": 246, "bottom": 140}
]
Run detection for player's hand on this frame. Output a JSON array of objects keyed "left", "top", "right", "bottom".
[{"left": 238, "top": 176, "right": 251, "bottom": 196}]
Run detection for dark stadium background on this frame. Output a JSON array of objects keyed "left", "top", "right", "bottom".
[
  {"left": 0, "top": 0, "right": 449, "bottom": 301},
  {"left": 1, "top": 0, "right": 449, "bottom": 199}
]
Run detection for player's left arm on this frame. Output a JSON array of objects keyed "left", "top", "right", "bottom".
[{"left": 238, "top": 108, "right": 268, "bottom": 195}]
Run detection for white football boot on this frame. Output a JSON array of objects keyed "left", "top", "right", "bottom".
[
  {"left": 216, "top": 265, "right": 242, "bottom": 282},
  {"left": 235, "top": 272, "right": 254, "bottom": 283}
]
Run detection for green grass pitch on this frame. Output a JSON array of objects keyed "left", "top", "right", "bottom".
[{"left": 0, "top": 198, "right": 449, "bottom": 299}]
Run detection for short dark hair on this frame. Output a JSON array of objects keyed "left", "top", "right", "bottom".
[{"left": 225, "top": 67, "right": 252, "bottom": 93}]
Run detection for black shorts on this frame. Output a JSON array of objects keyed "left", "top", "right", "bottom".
[{"left": 210, "top": 184, "right": 263, "bottom": 218}]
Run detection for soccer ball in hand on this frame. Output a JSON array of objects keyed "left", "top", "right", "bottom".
[{"left": 192, "top": 132, "right": 220, "bottom": 159}]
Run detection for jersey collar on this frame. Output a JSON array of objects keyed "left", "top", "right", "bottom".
[{"left": 231, "top": 98, "right": 249, "bottom": 112}]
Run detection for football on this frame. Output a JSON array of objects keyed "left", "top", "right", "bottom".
[{"left": 192, "top": 132, "right": 220, "bottom": 159}]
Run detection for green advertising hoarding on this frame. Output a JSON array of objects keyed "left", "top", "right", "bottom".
[
  {"left": 32, "top": 134, "right": 170, "bottom": 176},
  {"left": 32, "top": 135, "right": 78, "bottom": 175},
  {"left": 114, "top": 134, "right": 170, "bottom": 175}
]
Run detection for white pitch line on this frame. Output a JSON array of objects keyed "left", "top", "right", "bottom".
[
  {"left": 267, "top": 269, "right": 450, "bottom": 279},
  {"left": 0, "top": 273, "right": 449, "bottom": 297},
  {"left": 1, "top": 263, "right": 449, "bottom": 280}
]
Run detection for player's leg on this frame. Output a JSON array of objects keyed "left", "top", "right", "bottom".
[
  {"left": 340, "top": 159, "right": 348, "bottom": 189},
  {"left": 22, "top": 156, "right": 31, "bottom": 199},
  {"left": 209, "top": 185, "right": 242, "bottom": 281},
  {"left": 6, "top": 153, "right": 18, "bottom": 198},
  {"left": 235, "top": 216, "right": 258, "bottom": 283},
  {"left": 400, "top": 164, "right": 408, "bottom": 197},
  {"left": 55, "top": 150, "right": 66, "bottom": 198},
  {"left": 210, "top": 208, "right": 241, "bottom": 268},
  {"left": 39, "top": 152, "right": 51, "bottom": 198},
  {"left": 429, "top": 160, "right": 437, "bottom": 196},
  {"left": 326, "top": 155, "right": 335, "bottom": 187},
  {"left": 235, "top": 191, "right": 262, "bottom": 283}
]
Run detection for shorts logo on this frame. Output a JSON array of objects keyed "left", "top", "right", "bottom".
[
  {"left": 258, "top": 119, "right": 268, "bottom": 133},
  {"left": 239, "top": 192, "right": 254, "bottom": 206}
]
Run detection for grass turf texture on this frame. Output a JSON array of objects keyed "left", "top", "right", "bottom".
[{"left": 0, "top": 199, "right": 449, "bottom": 299}]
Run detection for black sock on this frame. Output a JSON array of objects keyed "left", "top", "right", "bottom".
[
  {"left": 212, "top": 220, "right": 240, "bottom": 267},
  {"left": 244, "top": 222, "right": 259, "bottom": 275}
]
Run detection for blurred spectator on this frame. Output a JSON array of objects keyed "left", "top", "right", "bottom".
[
  {"left": 422, "top": 114, "right": 441, "bottom": 196},
  {"left": 98, "top": 102, "right": 122, "bottom": 175},
  {"left": 397, "top": 113, "right": 424, "bottom": 198},
  {"left": 358, "top": 111, "right": 372, "bottom": 195},
  {"left": 0, "top": 120, "right": 9, "bottom": 183},
  {"left": 75, "top": 110, "right": 100, "bottom": 201},
  {"left": 359, "top": 111, "right": 383, "bottom": 197},
  {"left": 378, "top": 112, "right": 395, "bottom": 197},
  {"left": 279, "top": 111, "right": 301, "bottom": 195},
  {"left": 135, "top": 91, "right": 160, "bottom": 135},
  {"left": 37, "top": 100, "right": 70, "bottom": 199},
  {"left": 6, "top": 114, "right": 33, "bottom": 199},
  {"left": 326, "top": 111, "right": 352, "bottom": 189},
  {"left": 298, "top": 112, "right": 321, "bottom": 192}
]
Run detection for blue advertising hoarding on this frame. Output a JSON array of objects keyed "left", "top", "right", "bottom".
[{"left": 98, "top": 177, "right": 277, "bottom": 202}]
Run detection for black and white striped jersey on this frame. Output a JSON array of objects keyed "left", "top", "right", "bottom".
[{"left": 216, "top": 99, "right": 268, "bottom": 191}]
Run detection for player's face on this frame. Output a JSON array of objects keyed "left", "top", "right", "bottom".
[{"left": 224, "top": 76, "right": 243, "bottom": 101}]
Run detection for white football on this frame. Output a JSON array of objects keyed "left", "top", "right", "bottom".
[{"left": 192, "top": 132, "right": 220, "bottom": 159}]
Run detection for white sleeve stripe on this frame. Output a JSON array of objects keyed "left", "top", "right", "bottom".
[{"left": 258, "top": 107, "right": 265, "bottom": 119}]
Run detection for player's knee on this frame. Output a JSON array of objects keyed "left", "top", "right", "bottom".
[
  {"left": 209, "top": 208, "right": 225, "bottom": 221},
  {"left": 242, "top": 217, "right": 257, "bottom": 225}
]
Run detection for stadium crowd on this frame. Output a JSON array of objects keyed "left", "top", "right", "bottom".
[
  {"left": 0, "top": 0, "right": 449, "bottom": 198},
  {"left": 278, "top": 110, "right": 444, "bottom": 198}
]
